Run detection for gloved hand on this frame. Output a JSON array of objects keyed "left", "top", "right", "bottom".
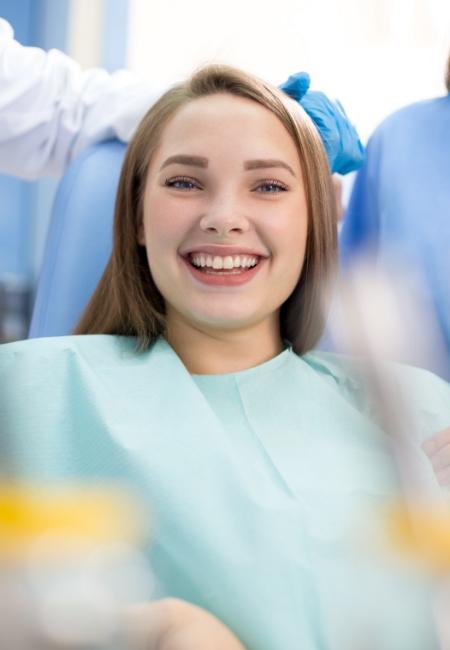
[{"left": 280, "top": 72, "right": 365, "bottom": 175}]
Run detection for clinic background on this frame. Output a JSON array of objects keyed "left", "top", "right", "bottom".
[{"left": 0, "top": 0, "right": 449, "bottom": 343}]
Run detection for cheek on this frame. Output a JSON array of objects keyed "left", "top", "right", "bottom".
[
  {"left": 143, "top": 197, "right": 185, "bottom": 254},
  {"left": 268, "top": 205, "right": 308, "bottom": 264}
]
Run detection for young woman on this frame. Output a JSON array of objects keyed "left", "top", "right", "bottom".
[{"left": 1, "top": 65, "right": 449, "bottom": 649}]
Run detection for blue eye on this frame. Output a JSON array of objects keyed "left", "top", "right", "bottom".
[
  {"left": 255, "top": 180, "right": 288, "bottom": 193},
  {"left": 164, "top": 176, "right": 201, "bottom": 190}
]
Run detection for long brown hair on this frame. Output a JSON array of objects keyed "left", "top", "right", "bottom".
[{"left": 75, "top": 64, "right": 337, "bottom": 355}]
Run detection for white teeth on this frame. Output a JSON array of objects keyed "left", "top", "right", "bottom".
[
  {"left": 223, "top": 256, "right": 234, "bottom": 269},
  {"left": 189, "top": 253, "right": 259, "bottom": 270}
]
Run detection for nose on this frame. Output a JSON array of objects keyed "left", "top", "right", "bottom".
[{"left": 199, "top": 195, "right": 250, "bottom": 236}]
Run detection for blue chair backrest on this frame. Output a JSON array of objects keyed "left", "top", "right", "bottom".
[{"left": 29, "top": 141, "right": 126, "bottom": 338}]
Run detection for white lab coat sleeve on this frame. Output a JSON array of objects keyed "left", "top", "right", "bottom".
[{"left": 0, "top": 17, "right": 158, "bottom": 180}]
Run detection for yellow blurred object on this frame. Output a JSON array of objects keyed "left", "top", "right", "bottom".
[
  {"left": 0, "top": 481, "right": 145, "bottom": 559},
  {"left": 388, "top": 500, "right": 450, "bottom": 572}
]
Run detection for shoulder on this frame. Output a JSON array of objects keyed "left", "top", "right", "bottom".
[
  {"left": 0, "top": 334, "right": 141, "bottom": 373},
  {"left": 303, "top": 349, "right": 449, "bottom": 398},
  {"left": 0, "top": 17, "right": 14, "bottom": 43},
  {"left": 302, "top": 350, "right": 450, "bottom": 436},
  {"left": 370, "top": 96, "right": 449, "bottom": 143},
  {"left": 0, "top": 333, "right": 133, "bottom": 356},
  {"left": 0, "top": 335, "right": 180, "bottom": 395},
  {"left": 300, "top": 349, "right": 372, "bottom": 409},
  {"left": 301, "top": 349, "right": 363, "bottom": 386}
]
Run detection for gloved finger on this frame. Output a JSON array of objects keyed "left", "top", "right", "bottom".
[
  {"left": 280, "top": 74, "right": 365, "bottom": 175},
  {"left": 279, "top": 72, "right": 310, "bottom": 102}
]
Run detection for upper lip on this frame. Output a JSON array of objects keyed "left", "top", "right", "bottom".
[{"left": 180, "top": 244, "right": 269, "bottom": 258}]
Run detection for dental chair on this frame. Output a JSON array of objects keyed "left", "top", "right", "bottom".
[{"left": 29, "top": 141, "right": 126, "bottom": 338}]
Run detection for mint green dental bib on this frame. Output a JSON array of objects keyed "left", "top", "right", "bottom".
[{"left": 1, "top": 335, "right": 449, "bottom": 649}]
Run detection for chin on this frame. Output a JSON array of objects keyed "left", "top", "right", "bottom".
[{"left": 186, "top": 306, "right": 262, "bottom": 332}]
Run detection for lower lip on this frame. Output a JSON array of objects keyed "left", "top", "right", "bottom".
[{"left": 181, "top": 256, "right": 265, "bottom": 286}]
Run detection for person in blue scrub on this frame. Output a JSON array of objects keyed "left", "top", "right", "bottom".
[
  {"left": 339, "top": 54, "right": 450, "bottom": 380},
  {"left": 1, "top": 65, "right": 450, "bottom": 649}
]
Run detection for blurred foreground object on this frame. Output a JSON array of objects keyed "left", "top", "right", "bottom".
[
  {"left": 125, "top": 600, "right": 246, "bottom": 650},
  {"left": 330, "top": 256, "right": 448, "bottom": 378},
  {"left": 389, "top": 501, "right": 450, "bottom": 573},
  {"left": 328, "top": 257, "right": 448, "bottom": 515},
  {"left": 327, "top": 258, "right": 450, "bottom": 648},
  {"left": 0, "top": 482, "right": 152, "bottom": 649}
]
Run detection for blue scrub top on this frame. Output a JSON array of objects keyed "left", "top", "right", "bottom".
[{"left": 339, "top": 95, "right": 450, "bottom": 380}]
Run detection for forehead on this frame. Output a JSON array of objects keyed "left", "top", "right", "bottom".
[{"left": 154, "top": 93, "right": 300, "bottom": 164}]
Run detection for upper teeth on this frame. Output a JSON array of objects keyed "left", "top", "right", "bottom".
[{"left": 190, "top": 254, "right": 259, "bottom": 270}]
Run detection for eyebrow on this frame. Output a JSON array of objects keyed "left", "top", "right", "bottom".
[
  {"left": 159, "top": 154, "right": 296, "bottom": 177},
  {"left": 159, "top": 155, "right": 209, "bottom": 170},
  {"left": 244, "top": 159, "right": 296, "bottom": 177}
]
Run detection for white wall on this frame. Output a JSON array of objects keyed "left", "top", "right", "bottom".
[
  {"left": 67, "top": 0, "right": 104, "bottom": 67},
  {"left": 126, "top": 0, "right": 450, "bottom": 142}
]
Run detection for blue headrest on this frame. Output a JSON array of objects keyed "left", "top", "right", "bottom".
[{"left": 29, "top": 141, "right": 126, "bottom": 338}]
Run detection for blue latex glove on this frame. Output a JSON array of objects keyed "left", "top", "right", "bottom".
[{"left": 280, "top": 72, "right": 364, "bottom": 175}]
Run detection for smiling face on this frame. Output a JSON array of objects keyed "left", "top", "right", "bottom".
[{"left": 139, "top": 93, "right": 308, "bottom": 341}]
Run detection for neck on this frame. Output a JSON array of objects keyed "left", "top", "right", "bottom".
[{"left": 165, "top": 312, "right": 284, "bottom": 375}]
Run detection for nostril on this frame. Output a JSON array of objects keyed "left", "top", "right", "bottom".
[{"left": 200, "top": 214, "right": 248, "bottom": 236}]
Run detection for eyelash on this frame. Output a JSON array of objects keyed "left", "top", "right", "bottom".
[
  {"left": 254, "top": 179, "right": 288, "bottom": 193},
  {"left": 164, "top": 176, "right": 289, "bottom": 193},
  {"left": 164, "top": 176, "right": 200, "bottom": 190}
]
